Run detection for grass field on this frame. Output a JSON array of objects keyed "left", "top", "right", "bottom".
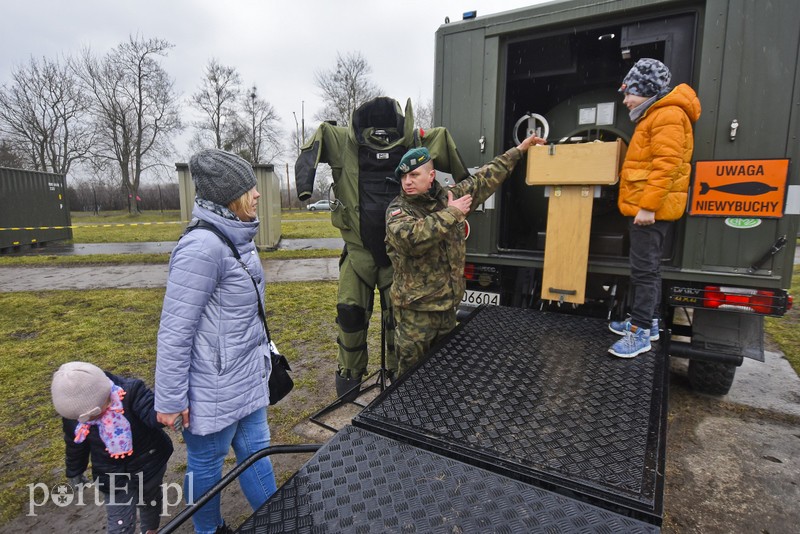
[
  {"left": 0, "top": 282, "right": 383, "bottom": 524},
  {"left": 0, "top": 210, "right": 349, "bottom": 524},
  {"left": 68, "top": 210, "right": 336, "bottom": 243},
  {"left": 765, "top": 264, "right": 800, "bottom": 373},
  {"left": 0, "top": 210, "right": 340, "bottom": 263}
]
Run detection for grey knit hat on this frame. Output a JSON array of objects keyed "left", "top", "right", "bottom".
[
  {"left": 190, "top": 149, "right": 257, "bottom": 206},
  {"left": 619, "top": 58, "right": 672, "bottom": 97},
  {"left": 51, "top": 361, "right": 112, "bottom": 422}
]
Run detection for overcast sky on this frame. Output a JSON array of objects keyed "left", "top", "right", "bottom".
[{"left": 1, "top": 0, "right": 543, "bottom": 176}]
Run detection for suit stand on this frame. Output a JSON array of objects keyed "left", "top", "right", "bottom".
[{"left": 310, "top": 315, "right": 392, "bottom": 433}]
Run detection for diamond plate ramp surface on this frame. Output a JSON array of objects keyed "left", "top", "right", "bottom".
[
  {"left": 353, "top": 307, "right": 668, "bottom": 522},
  {"left": 236, "top": 425, "right": 658, "bottom": 533}
]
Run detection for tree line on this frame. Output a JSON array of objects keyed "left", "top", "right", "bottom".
[
  {"left": 0, "top": 35, "right": 409, "bottom": 213},
  {"left": 66, "top": 181, "right": 181, "bottom": 214}
]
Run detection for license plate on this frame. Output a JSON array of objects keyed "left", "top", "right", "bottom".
[{"left": 461, "top": 289, "right": 500, "bottom": 307}]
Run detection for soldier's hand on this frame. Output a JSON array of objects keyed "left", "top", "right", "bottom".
[
  {"left": 516, "top": 134, "right": 546, "bottom": 152},
  {"left": 448, "top": 191, "right": 472, "bottom": 216}
]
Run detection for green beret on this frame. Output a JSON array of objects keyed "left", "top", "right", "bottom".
[{"left": 395, "top": 147, "right": 431, "bottom": 179}]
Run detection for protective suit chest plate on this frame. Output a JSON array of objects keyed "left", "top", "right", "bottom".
[{"left": 358, "top": 145, "right": 405, "bottom": 266}]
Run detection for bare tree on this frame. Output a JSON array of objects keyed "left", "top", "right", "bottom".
[
  {"left": 77, "top": 35, "right": 181, "bottom": 213},
  {"left": 0, "top": 137, "right": 24, "bottom": 168},
  {"left": 314, "top": 51, "right": 382, "bottom": 126},
  {"left": 233, "top": 85, "right": 283, "bottom": 165},
  {"left": 190, "top": 59, "right": 241, "bottom": 149},
  {"left": 415, "top": 96, "right": 434, "bottom": 130},
  {"left": 0, "top": 55, "right": 93, "bottom": 174}
]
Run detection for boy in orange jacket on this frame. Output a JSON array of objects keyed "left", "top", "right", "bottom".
[{"left": 609, "top": 58, "right": 701, "bottom": 358}]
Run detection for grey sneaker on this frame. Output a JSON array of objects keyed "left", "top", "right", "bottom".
[
  {"left": 608, "top": 325, "right": 652, "bottom": 358},
  {"left": 609, "top": 318, "right": 659, "bottom": 341}
]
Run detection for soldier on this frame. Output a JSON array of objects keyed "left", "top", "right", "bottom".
[
  {"left": 386, "top": 133, "right": 545, "bottom": 376},
  {"left": 295, "top": 97, "right": 469, "bottom": 399}
]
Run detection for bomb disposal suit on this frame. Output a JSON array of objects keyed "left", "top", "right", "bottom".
[{"left": 295, "top": 97, "right": 468, "bottom": 396}]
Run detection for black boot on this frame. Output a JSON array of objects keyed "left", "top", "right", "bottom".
[{"left": 335, "top": 370, "right": 362, "bottom": 402}]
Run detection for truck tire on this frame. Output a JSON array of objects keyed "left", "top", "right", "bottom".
[{"left": 687, "top": 360, "right": 737, "bottom": 395}]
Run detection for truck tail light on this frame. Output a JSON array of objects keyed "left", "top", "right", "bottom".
[
  {"left": 463, "top": 263, "right": 499, "bottom": 286},
  {"left": 464, "top": 263, "right": 476, "bottom": 281},
  {"left": 703, "top": 286, "right": 786, "bottom": 315}
]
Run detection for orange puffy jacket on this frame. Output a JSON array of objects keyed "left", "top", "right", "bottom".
[{"left": 618, "top": 83, "right": 701, "bottom": 220}]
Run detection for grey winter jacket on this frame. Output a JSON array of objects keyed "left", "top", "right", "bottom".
[{"left": 155, "top": 205, "right": 271, "bottom": 436}]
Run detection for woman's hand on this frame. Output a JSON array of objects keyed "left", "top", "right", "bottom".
[{"left": 157, "top": 408, "right": 189, "bottom": 431}]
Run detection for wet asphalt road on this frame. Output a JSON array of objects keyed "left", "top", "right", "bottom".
[{"left": 0, "top": 238, "right": 344, "bottom": 290}]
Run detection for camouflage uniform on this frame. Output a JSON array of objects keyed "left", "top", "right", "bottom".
[{"left": 386, "top": 147, "right": 524, "bottom": 374}]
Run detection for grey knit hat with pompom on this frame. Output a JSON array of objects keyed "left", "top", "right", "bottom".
[{"left": 190, "top": 149, "right": 257, "bottom": 206}]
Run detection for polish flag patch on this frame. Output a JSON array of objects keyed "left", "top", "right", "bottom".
[{"left": 390, "top": 209, "right": 402, "bottom": 217}]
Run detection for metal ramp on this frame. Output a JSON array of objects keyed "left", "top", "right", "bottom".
[
  {"left": 353, "top": 306, "right": 668, "bottom": 524},
  {"left": 236, "top": 425, "right": 659, "bottom": 533},
  {"left": 232, "top": 306, "right": 668, "bottom": 531}
]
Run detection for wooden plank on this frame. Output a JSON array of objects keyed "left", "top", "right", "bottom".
[{"left": 541, "top": 186, "right": 594, "bottom": 304}]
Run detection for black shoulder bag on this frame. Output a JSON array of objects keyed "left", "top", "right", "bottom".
[{"left": 184, "top": 220, "right": 294, "bottom": 405}]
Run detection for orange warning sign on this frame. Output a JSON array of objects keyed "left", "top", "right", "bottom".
[{"left": 690, "top": 159, "right": 789, "bottom": 218}]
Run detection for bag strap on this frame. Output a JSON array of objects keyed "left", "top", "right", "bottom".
[{"left": 183, "top": 220, "right": 272, "bottom": 342}]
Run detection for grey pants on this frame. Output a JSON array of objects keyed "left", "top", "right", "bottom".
[
  {"left": 628, "top": 219, "right": 671, "bottom": 331},
  {"left": 103, "top": 464, "right": 167, "bottom": 534}
]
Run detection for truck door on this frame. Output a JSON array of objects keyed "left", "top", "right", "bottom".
[
  {"left": 683, "top": 0, "right": 800, "bottom": 278},
  {"left": 435, "top": 25, "right": 502, "bottom": 255}
]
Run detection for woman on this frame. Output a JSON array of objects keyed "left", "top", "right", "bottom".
[{"left": 155, "top": 149, "right": 276, "bottom": 534}]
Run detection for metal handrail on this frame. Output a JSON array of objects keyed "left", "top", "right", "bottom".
[{"left": 159, "top": 444, "right": 321, "bottom": 534}]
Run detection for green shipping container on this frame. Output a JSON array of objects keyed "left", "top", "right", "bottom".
[{"left": 0, "top": 166, "right": 72, "bottom": 251}]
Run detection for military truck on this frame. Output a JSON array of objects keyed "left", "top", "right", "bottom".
[{"left": 435, "top": 0, "right": 798, "bottom": 394}]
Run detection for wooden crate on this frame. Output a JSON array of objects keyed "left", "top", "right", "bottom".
[{"left": 526, "top": 139, "right": 626, "bottom": 185}]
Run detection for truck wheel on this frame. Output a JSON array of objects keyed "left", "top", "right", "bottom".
[{"left": 687, "top": 360, "right": 737, "bottom": 395}]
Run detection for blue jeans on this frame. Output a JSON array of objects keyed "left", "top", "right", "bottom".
[
  {"left": 628, "top": 219, "right": 671, "bottom": 330},
  {"left": 182, "top": 407, "right": 276, "bottom": 534}
]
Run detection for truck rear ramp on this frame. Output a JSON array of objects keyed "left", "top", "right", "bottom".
[{"left": 239, "top": 306, "right": 669, "bottom": 532}]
